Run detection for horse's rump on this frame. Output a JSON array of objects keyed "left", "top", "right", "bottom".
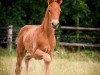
[{"left": 16, "top": 25, "right": 38, "bottom": 45}]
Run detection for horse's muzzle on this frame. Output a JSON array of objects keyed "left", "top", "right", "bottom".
[{"left": 51, "top": 22, "right": 59, "bottom": 29}]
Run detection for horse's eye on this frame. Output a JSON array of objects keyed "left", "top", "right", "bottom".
[{"left": 48, "top": 10, "right": 51, "bottom": 12}]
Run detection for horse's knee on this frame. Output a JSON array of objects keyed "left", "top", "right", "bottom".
[
  {"left": 42, "top": 53, "right": 51, "bottom": 63},
  {"left": 25, "top": 52, "right": 32, "bottom": 60}
]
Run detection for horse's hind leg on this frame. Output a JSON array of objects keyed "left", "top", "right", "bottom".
[{"left": 15, "top": 43, "right": 25, "bottom": 75}]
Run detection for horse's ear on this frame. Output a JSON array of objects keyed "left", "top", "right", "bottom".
[
  {"left": 48, "top": 0, "right": 53, "bottom": 5},
  {"left": 48, "top": 0, "right": 62, "bottom": 5},
  {"left": 57, "top": 0, "right": 62, "bottom": 5}
]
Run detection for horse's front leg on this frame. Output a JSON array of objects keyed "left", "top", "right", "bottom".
[
  {"left": 34, "top": 49, "right": 51, "bottom": 75},
  {"left": 43, "top": 53, "right": 51, "bottom": 75}
]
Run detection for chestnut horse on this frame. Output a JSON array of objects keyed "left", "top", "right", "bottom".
[{"left": 15, "top": 0, "right": 62, "bottom": 75}]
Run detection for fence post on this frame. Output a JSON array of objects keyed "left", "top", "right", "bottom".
[
  {"left": 76, "top": 17, "right": 80, "bottom": 51},
  {"left": 8, "top": 25, "right": 13, "bottom": 51}
]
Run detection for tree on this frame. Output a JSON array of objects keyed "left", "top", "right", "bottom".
[{"left": 0, "top": 0, "right": 47, "bottom": 26}]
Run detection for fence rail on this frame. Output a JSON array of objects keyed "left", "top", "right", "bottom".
[
  {"left": 60, "top": 26, "right": 100, "bottom": 48},
  {"left": 0, "top": 25, "right": 100, "bottom": 51},
  {"left": 60, "top": 42, "right": 100, "bottom": 47},
  {"left": 61, "top": 26, "right": 100, "bottom": 31}
]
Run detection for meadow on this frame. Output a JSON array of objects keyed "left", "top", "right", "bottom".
[{"left": 0, "top": 48, "right": 100, "bottom": 75}]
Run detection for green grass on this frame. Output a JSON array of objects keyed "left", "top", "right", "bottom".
[
  {"left": 54, "top": 49, "right": 100, "bottom": 62},
  {"left": 0, "top": 48, "right": 16, "bottom": 57},
  {"left": 0, "top": 48, "right": 100, "bottom": 75}
]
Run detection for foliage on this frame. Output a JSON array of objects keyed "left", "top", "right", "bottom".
[
  {"left": 0, "top": 0, "right": 99, "bottom": 27},
  {"left": 0, "top": 0, "right": 47, "bottom": 26},
  {"left": 0, "top": 0, "right": 100, "bottom": 49},
  {"left": 59, "top": 0, "right": 100, "bottom": 48}
]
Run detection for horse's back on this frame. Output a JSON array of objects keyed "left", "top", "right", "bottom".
[{"left": 18, "top": 25, "right": 38, "bottom": 36}]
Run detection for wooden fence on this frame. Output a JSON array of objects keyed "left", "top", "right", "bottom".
[
  {"left": 0, "top": 25, "right": 100, "bottom": 51},
  {"left": 0, "top": 25, "right": 13, "bottom": 51},
  {"left": 60, "top": 26, "right": 100, "bottom": 48}
]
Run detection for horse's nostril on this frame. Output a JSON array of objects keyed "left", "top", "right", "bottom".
[{"left": 52, "top": 23, "right": 54, "bottom": 26}]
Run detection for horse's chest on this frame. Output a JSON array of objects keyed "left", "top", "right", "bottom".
[
  {"left": 38, "top": 39, "right": 50, "bottom": 49},
  {"left": 38, "top": 36, "right": 56, "bottom": 52}
]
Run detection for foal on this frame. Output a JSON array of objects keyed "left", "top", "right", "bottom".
[{"left": 15, "top": 0, "right": 62, "bottom": 75}]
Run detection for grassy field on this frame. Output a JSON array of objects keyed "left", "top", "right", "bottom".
[{"left": 0, "top": 48, "right": 100, "bottom": 75}]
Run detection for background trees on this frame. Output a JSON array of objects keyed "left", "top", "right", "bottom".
[
  {"left": 0, "top": 0, "right": 47, "bottom": 26},
  {"left": 0, "top": 0, "right": 99, "bottom": 27},
  {"left": 0, "top": 0, "right": 100, "bottom": 49}
]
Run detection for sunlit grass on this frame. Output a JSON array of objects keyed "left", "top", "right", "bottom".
[
  {"left": 0, "top": 57, "right": 100, "bottom": 75},
  {"left": 0, "top": 48, "right": 100, "bottom": 75}
]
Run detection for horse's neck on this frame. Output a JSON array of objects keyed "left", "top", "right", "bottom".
[{"left": 41, "top": 10, "right": 55, "bottom": 37}]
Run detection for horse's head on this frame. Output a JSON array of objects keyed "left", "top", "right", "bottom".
[{"left": 47, "top": 0, "right": 62, "bottom": 29}]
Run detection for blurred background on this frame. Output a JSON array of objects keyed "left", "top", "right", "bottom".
[
  {"left": 0, "top": 0, "right": 100, "bottom": 50},
  {"left": 0, "top": 0, "right": 100, "bottom": 75}
]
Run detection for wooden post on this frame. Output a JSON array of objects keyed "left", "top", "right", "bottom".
[
  {"left": 76, "top": 17, "right": 80, "bottom": 51},
  {"left": 8, "top": 25, "right": 13, "bottom": 51}
]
